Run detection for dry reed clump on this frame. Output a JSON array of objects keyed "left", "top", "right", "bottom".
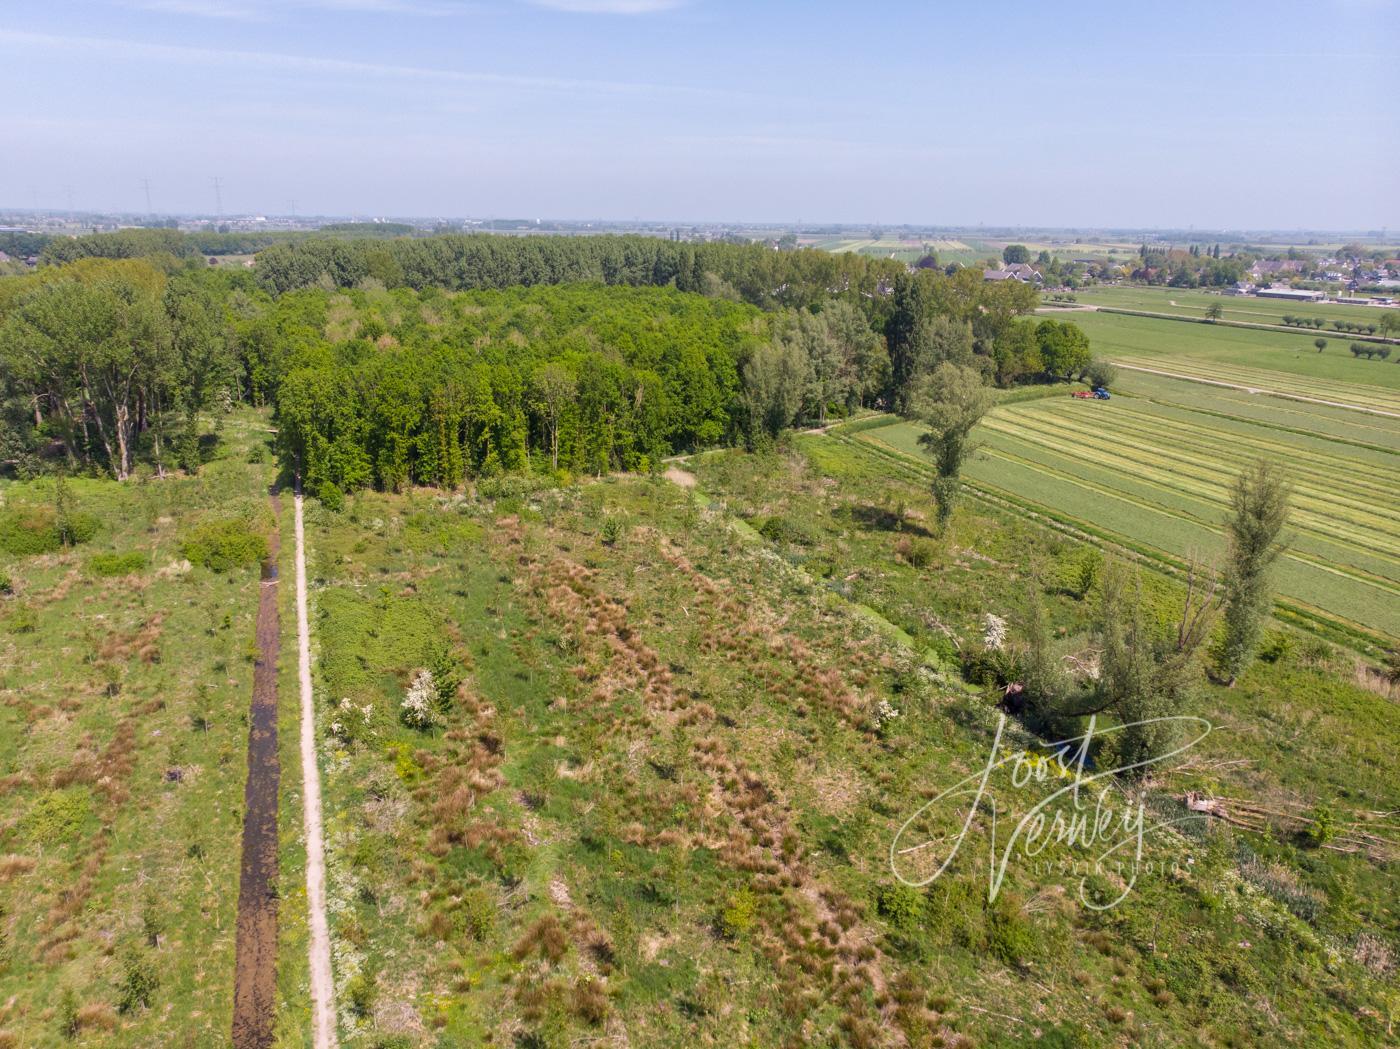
[
  {"left": 97, "top": 613, "right": 166, "bottom": 665},
  {"left": 0, "top": 855, "right": 36, "bottom": 881},
  {"left": 415, "top": 702, "right": 509, "bottom": 857},
  {"left": 511, "top": 914, "right": 570, "bottom": 965}
]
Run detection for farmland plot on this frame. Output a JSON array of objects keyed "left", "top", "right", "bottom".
[
  {"left": 1060, "top": 311, "right": 1400, "bottom": 397},
  {"left": 1073, "top": 285, "right": 1398, "bottom": 329},
  {"left": 857, "top": 397, "right": 1400, "bottom": 640}
]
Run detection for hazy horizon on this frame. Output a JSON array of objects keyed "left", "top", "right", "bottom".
[{"left": 5, "top": 0, "right": 1398, "bottom": 228}]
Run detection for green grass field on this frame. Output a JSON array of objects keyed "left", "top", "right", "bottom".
[
  {"left": 1058, "top": 310, "right": 1400, "bottom": 397},
  {"left": 855, "top": 398, "right": 1400, "bottom": 641},
  {"left": 1071, "top": 285, "right": 1397, "bottom": 328},
  {"left": 0, "top": 413, "right": 309, "bottom": 1046},
  {"left": 1112, "top": 369, "right": 1400, "bottom": 452}
]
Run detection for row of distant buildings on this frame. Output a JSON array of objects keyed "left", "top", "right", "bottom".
[
  {"left": 1249, "top": 257, "right": 1400, "bottom": 288},
  {"left": 982, "top": 262, "right": 1043, "bottom": 284}
]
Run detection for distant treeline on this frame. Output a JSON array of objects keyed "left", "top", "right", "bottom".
[
  {"left": 33, "top": 223, "right": 430, "bottom": 266},
  {"left": 2, "top": 232, "right": 1100, "bottom": 490},
  {"left": 252, "top": 233, "right": 910, "bottom": 306},
  {"left": 0, "top": 232, "right": 51, "bottom": 259}
]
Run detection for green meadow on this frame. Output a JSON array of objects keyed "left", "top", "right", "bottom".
[
  {"left": 1071, "top": 285, "right": 1397, "bottom": 328},
  {"left": 1055, "top": 310, "right": 1400, "bottom": 400}
]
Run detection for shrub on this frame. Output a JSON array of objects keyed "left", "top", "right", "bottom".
[
  {"left": 88, "top": 551, "right": 149, "bottom": 577},
  {"left": 180, "top": 517, "right": 268, "bottom": 572},
  {"left": 1061, "top": 546, "right": 1102, "bottom": 600},
  {"left": 4, "top": 604, "right": 36, "bottom": 634},
  {"left": 459, "top": 885, "right": 496, "bottom": 942},
  {"left": 58, "top": 988, "right": 79, "bottom": 1040},
  {"left": 572, "top": 977, "right": 610, "bottom": 1026},
  {"left": 116, "top": 948, "right": 158, "bottom": 1013},
  {"left": 986, "top": 893, "right": 1038, "bottom": 968},
  {"left": 905, "top": 538, "right": 936, "bottom": 568},
  {"left": 1257, "top": 630, "right": 1294, "bottom": 664},
  {"left": 600, "top": 515, "right": 625, "bottom": 545},
  {"left": 876, "top": 883, "right": 925, "bottom": 935},
  {"left": 0, "top": 568, "right": 11, "bottom": 595},
  {"left": 718, "top": 886, "right": 757, "bottom": 939},
  {"left": 317, "top": 481, "right": 345, "bottom": 512},
  {"left": 400, "top": 669, "right": 439, "bottom": 730},
  {"left": 1082, "top": 357, "right": 1118, "bottom": 389},
  {"left": 1305, "top": 805, "right": 1336, "bottom": 847},
  {"left": 0, "top": 504, "right": 99, "bottom": 556},
  {"left": 24, "top": 787, "right": 94, "bottom": 845},
  {"left": 345, "top": 971, "right": 376, "bottom": 1020},
  {"left": 757, "top": 514, "right": 817, "bottom": 546}
]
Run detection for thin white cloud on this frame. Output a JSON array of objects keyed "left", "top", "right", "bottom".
[
  {"left": 121, "top": 0, "right": 465, "bottom": 19},
  {"left": 523, "top": 0, "right": 686, "bottom": 13},
  {"left": 0, "top": 28, "right": 728, "bottom": 98}
]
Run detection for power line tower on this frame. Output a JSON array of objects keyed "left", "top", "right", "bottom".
[
  {"left": 212, "top": 176, "right": 224, "bottom": 221},
  {"left": 142, "top": 178, "right": 153, "bottom": 218}
]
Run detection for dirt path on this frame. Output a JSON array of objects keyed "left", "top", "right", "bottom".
[
  {"left": 232, "top": 491, "right": 282, "bottom": 1049},
  {"left": 296, "top": 485, "right": 338, "bottom": 1048},
  {"left": 1111, "top": 361, "right": 1400, "bottom": 418}
]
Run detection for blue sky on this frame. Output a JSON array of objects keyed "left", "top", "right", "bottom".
[{"left": 4, "top": 0, "right": 1397, "bottom": 227}]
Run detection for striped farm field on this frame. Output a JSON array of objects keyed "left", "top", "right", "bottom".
[
  {"left": 853, "top": 396, "right": 1400, "bottom": 641},
  {"left": 1111, "top": 370, "right": 1400, "bottom": 453},
  {"left": 1111, "top": 355, "right": 1400, "bottom": 415},
  {"left": 1062, "top": 310, "right": 1400, "bottom": 395}
]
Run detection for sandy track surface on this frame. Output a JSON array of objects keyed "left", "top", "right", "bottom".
[{"left": 296, "top": 487, "right": 338, "bottom": 1047}]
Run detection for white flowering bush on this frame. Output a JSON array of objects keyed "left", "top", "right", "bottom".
[
  {"left": 982, "top": 613, "right": 1008, "bottom": 651},
  {"left": 401, "top": 668, "right": 438, "bottom": 730},
  {"left": 873, "top": 698, "right": 901, "bottom": 732},
  {"left": 328, "top": 697, "right": 375, "bottom": 748}
]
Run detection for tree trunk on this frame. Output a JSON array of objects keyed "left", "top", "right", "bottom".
[{"left": 113, "top": 402, "right": 132, "bottom": 481}]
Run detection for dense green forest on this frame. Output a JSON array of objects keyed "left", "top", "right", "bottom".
[{"left": 0, "top": 231, "right": 1077, "bottom": 493}]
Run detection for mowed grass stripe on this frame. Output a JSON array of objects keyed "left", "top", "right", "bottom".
[
  {"left": 1065, "top": 310, "right": 1400, "bottom": 394},
  {"left": 1112, "top": 355, "right": 1400, "bottom": 408},
  {"left": 1121, "top": 391, "right": 1400, "bottom": 458},
  {"left": 833, "top": 427, "right": 1397, "bottom": 646},
  {"left": 976, "top": 432, "right": 1400, "bottom": 586},
  {"left": 857, "top": 425, "right": 1400, "bottom": 637},
  {"left": 1114, "top": 370, "right": 1400, "bottom": 452},
  {"left": 999, "top": 403, "right": 1399, "bottom": 502},
  {"left": 990, "top": 406, "right": 1400, "bottom": 523},
  {"left": 1111, "top": 355, "right": 1400, "bottom": 413},
  {"left": 978, "top": 419, "right": 1400, "bottom": 576},
  {"left": 982, "top": 410, "right": 1400, "bottom": 542},
  {"left": 1113, "top": 395, "right": 1400, "bottom": 473}
]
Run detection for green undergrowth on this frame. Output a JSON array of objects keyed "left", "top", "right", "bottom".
[
  {"left": 303, "top": 454, "right": 1395, "bottom": 1047},
  {"left": 0, "top": 409, "right": 280, "bottom": 1047}
]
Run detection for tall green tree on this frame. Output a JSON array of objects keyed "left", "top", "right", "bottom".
[
  {"left": 1217, "top": 461, "right": 1290, "bottom": 685},
  {"left": 910, "top": 362, "right": 993, "bottom": 531},
  {"left": 530, "top": 362, "right": 577, "bottom": 470},
  {"left": 741, "top": 338, "right": 808, "bottom": 446},
  {"left": 164, "top": 274, "right": 237, "bottom": 473}
]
